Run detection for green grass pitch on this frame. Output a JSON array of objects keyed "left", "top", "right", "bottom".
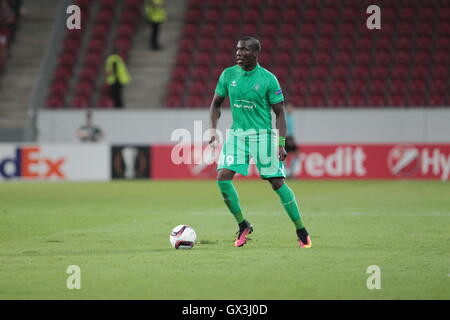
[{"left": 0, "top": 180, "right": 449, "bottom": 299}]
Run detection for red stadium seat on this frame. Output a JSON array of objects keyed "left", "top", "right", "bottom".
[
  {"left": 390, "top": 65, "right": 409, "bottom": 79},
  {"left": 290, "top": 80, "right": 309, "bottom": 94},
  {"left": 214, "top": 52, "right": 232, "bottom": 67},
  {"left": 309, "top": 65, "right": 328, "bottom": 79},
  {"left": 167, "top": 80, "right": 185, "bottom": 96},
  {"left": 409, "top": 79, "right": 428, "bottom": 92},
  {"left": 75, "top": 0, "right": 91, "bottom": 10},
  {"left": 243, "top": 9, "right": 260, "bottom": 24},
  {"left": 307, "top": 93, "right": 326, "bottom": 107},
  {"left": 46, "top": 94, "right": 65, "bottom": 109},
  {"left": 53, "top": 66, "right": 73, "bottom": 82},
  {"left": 390, "top": 79, "right": 408, "bottom": 92},
  {"left": 58, "top": 51, "right": 77, "bottom": 68},
  {"left": 412, "top": 50, "right": 432, "bottom": 64},
  {"left": 316, "top": 36, "right": 333, "bottom": 51},
  {"left": 96, "top": 95, "right": 114, "bottom": 108},
  {"left": 428, "top": 94, "right": 447, "bottom": 106},
  {"left": 204, "top": 9, "right": 220, "bottom": 22},
  {"left": 165, "top": 95, "right": 183, "bottom": 108},
  {"left": 70, "top": 95, "right": 91, "bottom": 108},
  {"left": 202, "top": 23, "right": 219, "bottom": 35},
  {"left": 171, "top": 65, "right": 189, "bottom": 81},
  {"left": 178, "top": 38, "right": 196, "bottom": 52},
  {"left": 223, "top": 9, "right": 240, "bottom": 23},
  {"left": 371, "top": 66, "right": 389, "bottom": 79},
  {"left": 314, "top": 51, "right": 332, "bottom": 64},
  {"left": 330, "top": 65, "right": 349, "bottom": 79},
  {"left": 79, "top": 67, "right": 98, "bottom": 83},
  {"left": 346, "top": 94, "right": 366, "bottom": 107},
  {"left": 283, "top": 8, "right": 300, "bottom": 22},
  {"left": 120, "top": 8, "right": 139, "bottom": 25},
  {"left": 185, "top": 94, "right": 206, "bottom": 108},
  {"left": 198, "top": 38, "right": 215, "bottom": 52},
  {"left": 273, "top": 52, "right": 291, "bottom": 66},
  {"left": 327, "top": 93, "right": 346, "bottom": 107},
  {"left": 387, "top": 94, "right": 406, "bottom": 107},
  {"left": 328, "top": 79, "right": 346, "bottom": 93},
  {"left": 191, "top": 65, "right": 210, "bottom": 79},
  {"left": 100, "top": 0, "right": 116, "bottom": 10},
  {"left": 259, "top": 24, "right": 277, "bottom": 38},
  {"left": 84, "top": 51, "right": 102, "bottom": 67},
  {"left": 63, "top": 37, "right": 81, "bottom": 52},
  {"left": 262, "top": 8, "right": 279, "bottom": 23},
  {"left": 49, "top": 80, "right": 69, "bottom": 98},
  {"left": 366, "top": 94, "right": 386, "bottom": 107},
  {"left": 431, "top": 64, "right": 449, "bottom": 79},
  {"left": 115, "top": 37, "right": 132, "bottom": 52},
  {"left": 291, "top": 65, "right": 310, "bottom": 80},
  {"left": 91, "top": 23, "right": 109, "bottom": 39},
  {"left": 303, "top": 7, "right": 320, "bottom": 21},
  {"left": 309, "top": 80, "right": 327, "bottom": 94},
  {"left": 347, "top": 79, "right": 366, "bottom": 94},
  {"left": 370, "top": 79, "right": 388, "bottom": 94},
  {"left": 280, "top": 24, "right": 297, "bottom": 38},
  {"left": 410, "top": 64, "right": 429, "bottom": 79},
  {"left": 429, "top": 79, "right": 447, "bottom": 95},
  {"left": 95, "top": 9, "right": 114, "bottom": 25},
  {"left": 333, "top": 51, "right": 352, "bottom": 65},
  {"left": 408, "top": 93, "right": 427, "bottom": 107}
]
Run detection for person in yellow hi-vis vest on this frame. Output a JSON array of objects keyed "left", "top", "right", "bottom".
[
  {"left": 105, "top": 49, "right": 131, "bottom": 108},
  {"left": 144, "top": 0, "right": 166, "bottom": 50}
]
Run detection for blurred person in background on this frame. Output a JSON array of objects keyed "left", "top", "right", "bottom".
[
  {"left": 77, "top": 110, "right": 104, "bottom": 142},
  {"left": 144, "top": 0, "right": 166, "bottom": 50},
  {"left": 105, "top": 48, "right": 131, "bottom": 108},
  {"left": 285, "top": 103, "right": 301, "bottom": 178}
]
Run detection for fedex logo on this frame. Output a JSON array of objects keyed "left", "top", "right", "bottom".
[{"left": 0, "top": 146, "right": 66, "bottom": 180}]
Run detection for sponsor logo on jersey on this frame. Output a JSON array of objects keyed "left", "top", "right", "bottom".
[
  {"left": 275, "top": 89, "right": 282, "bottom": 95},
  {"left": 233, "top": 100, "right": 256, "bottom": 109}
]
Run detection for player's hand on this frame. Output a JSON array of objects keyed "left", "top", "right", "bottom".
[
  {"left": 209, "top": 133, "right": 219, "bottom": 156},
  {"left": 278, "top": 146, "right": 287, "bottom": 161}
]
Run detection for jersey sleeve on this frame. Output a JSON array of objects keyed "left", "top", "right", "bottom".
[
  {"left": 214, "top": 70, "right": 228, "bottom": 97},
  {"left": 267, "top": 74, "right": 284, "bottom": 105}
]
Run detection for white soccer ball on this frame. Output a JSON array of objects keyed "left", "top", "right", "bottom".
[{"left": 169, "top": 225, "right": 197, "bottom": 249}]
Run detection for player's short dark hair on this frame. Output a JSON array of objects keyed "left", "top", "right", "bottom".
[{"left": 239, "top": 36, "right": 261, "bottom": 53}]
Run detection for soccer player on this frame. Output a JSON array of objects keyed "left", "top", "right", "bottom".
[{"left": 208, "top": 36, "right": 311, "bottom": 248}]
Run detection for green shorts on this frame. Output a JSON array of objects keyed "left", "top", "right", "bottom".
[{"left": 217, "top": 131, "right": 286, "bottom": 179}]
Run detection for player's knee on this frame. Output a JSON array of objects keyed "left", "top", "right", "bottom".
[
  {"left": 217, "top": 169, "right": 235, "bottom": 181},
  {"left": 269, "top": 178, "right": 284, "bottom": 190}
]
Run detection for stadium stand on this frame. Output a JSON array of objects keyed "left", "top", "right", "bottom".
[
  {"left": 165, "top": 0, "right": 450, "bottom": 108},
  {"left": 0, "top": 0, "right": 22, "bottom": 74},
  {"left": 46, "top": 0, "right": 142, "bottom": 109}
]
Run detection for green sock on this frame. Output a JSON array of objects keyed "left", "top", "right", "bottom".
[
  {"left": 217, "top": 180, "right": 244, "bottom": 224},
  {"left": 274, "top": 183, "right": 305, "bottom": 229}
]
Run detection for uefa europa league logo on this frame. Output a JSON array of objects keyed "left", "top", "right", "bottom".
[{"left": 121, "top": 147, "right": 138, "bottom": 179}]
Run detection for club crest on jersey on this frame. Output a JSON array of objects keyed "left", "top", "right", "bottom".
[
  {"left": 231, "top": 80, "right": 237, "bottom": 87},
  {"left": 254, "top": 84, "right": 260, "bottom": 91},
  {"left": 275, "top": 89, "right": 282, "bottom": 95}
]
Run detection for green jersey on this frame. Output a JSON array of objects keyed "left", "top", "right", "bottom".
[{"left": 215, "top": 64, "right": 284, "bottom": 134}]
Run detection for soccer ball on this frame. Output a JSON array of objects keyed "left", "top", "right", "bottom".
[{"left": 169, "top": 225, "right": 197, "bottom": 249}]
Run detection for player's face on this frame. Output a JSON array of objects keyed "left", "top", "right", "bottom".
[{"left": 236, "top": 40, "right": 256, "bottom": 69}]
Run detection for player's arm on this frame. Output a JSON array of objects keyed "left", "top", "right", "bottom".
[
  {"left": 209, "top": 93, "right": 225, "bottom": 145},
  {"left": 271, "top": 101, "right": 288, "bottom": 161}
]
